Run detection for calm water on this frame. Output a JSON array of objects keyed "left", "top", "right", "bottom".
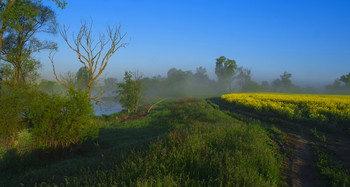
[{"left": 94, "top": 101, "right": 123, "bottom": 116}]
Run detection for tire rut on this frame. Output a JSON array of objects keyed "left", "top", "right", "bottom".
[{"left": 284, "top": 132, "right": 326, "bottom": 187}]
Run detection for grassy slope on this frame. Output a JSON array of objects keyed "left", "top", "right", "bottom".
[{"left": 1, "top": 98, "right": 282, "bottom": 186}]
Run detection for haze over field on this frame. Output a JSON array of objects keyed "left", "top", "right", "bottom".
[{"left": 37, "top": 0, "right": 350, "bottom": 88}]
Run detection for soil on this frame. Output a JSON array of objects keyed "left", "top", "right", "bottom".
[{"left": 283, "top": 132, "right": 326, "bottom": 187}]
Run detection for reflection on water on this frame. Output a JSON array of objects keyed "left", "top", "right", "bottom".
[{"left": 94, "top": 101, "right": 123, "bottom": 116}]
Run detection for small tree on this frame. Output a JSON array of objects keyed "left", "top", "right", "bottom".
[
  {"left": 50, "top": 20, "right": 127, "bottom": 102},
  {"left": 116, "top": 71, "right": 142, "bottom": 114}
]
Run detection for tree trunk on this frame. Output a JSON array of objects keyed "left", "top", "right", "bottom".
[
  {"left": 0, "top": 25, "right": 6, "bottom": 63},
  {"left": 0, "top": 0, "right": 17, "bottom": 62}
]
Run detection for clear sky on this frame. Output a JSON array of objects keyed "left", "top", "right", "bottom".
[{"left": 37, "top": 0, "right": 350, "bottom": 88}]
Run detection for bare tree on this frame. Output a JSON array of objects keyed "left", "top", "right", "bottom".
[{"left": 50, "top": 20, "right": 127, "bottom": 102}]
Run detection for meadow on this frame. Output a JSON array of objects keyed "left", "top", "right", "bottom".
[{"left": 0, "top": 98, "right": 282, "bottom": 186}]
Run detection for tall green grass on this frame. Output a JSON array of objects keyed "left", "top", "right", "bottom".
[{"left": 2, "top": 98, "right": 282, "bottom": 186}]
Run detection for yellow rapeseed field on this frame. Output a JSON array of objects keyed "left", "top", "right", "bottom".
[{"left": 221, "top": 93, "right": 350, "bottom": 125}]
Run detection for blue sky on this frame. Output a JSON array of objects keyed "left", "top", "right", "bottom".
[{"left": 37, "top": 0, "right": 350, "bottom": 87}]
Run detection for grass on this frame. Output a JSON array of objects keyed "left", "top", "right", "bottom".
[
  {"left": 312, "top": 144, "right": 350, "bottom": 186},
  {"left": 1, "top": 98, "right": 283, "bottom": 186},
  {"left": 215, "top": 93, "right": 350, "bottom": 186}
]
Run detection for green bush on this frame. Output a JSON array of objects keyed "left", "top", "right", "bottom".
[
  {"left": 27, "top": 89, "right": 98, "bottom": 149},
  {"left": 0, "top": 88, "right": 34, "bottom": 139},
  {"left": 15, "top": 129, "right": 34, "bottom": 155}
]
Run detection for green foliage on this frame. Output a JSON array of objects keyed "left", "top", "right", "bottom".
[
  {"left": 0, "top": 87, "right": 33, "bottom": 139},
  {"left": 1, "top": 1, "right": 57, "bottom": 87},
  {"left": 311, "top": 128, "right": 327, "bottom": 143},
  {"left": 27, "top": 89, "right": 98, "bottom": 149},
  {"left": 313, "top": 145, "right": 350, "bottom": 186},
  {"left": 215, "top": 56, "right": 237, "bottom": 91},
  {"left": 15, "top": 129, "right": 34, "bottom": 155},
  {"left": 116, "top": 71, "right": 143, "bottom": 113},
  {"left": 2, "top": 98, "right": 282, "bottom": 186}
]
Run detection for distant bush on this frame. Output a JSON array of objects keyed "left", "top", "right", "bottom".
[{"left": 27, "top": 89, "right": 98, "bottom": 149}]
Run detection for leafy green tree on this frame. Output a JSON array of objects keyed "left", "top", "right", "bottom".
[
  {"left": 215, "top": 56, "right": 237, "bottom": 91},
  {"left": 116, "top": 71, "right": 143, "bottom": 114},
  {"left": 0, "top": 0, "right": 66, "bottom": 63},
  {"left": 340, "top": 73, "right": 350, "bottom": 87},
  {"left": 1, "top": 1, "right": 57, "bottom": 87}
]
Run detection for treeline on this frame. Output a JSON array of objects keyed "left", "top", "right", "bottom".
[{"left": 113, "top": 56, "right": 350, "bottom": 101}]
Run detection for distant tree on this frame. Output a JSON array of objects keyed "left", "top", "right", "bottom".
[
  {"left": 215, "top": 56, "right": 237, "bottom": 91},
  {"left": 261, "top": 81, "right": 269, "bottom": 88},
  {"left": 75, "top": 66, "right": 89, "bottom": 89},
  {"left": 104, "top": 77, "right": 118, "bottom": 87},
  {"left": 116, "top": 71, "right": 143, "bottom": 114},
  {"left": 1, "top": 1, "right": 57, "bottom": 87},
  {"left": 50, "top": 20, "right": 127, "bottom": 102},
  {"left": 236, "top": 67, "right": 251, "bottom": 90},
  {"left": 325, "top": 73, "right": 350, "bottom": 93},
  {"left": 194, "top": 66, "right": 209, "bottom": 81},
  {"left": 104, "top": 77, "right": 118, "bottom": 96},
  {"left": 167, "top": 68, "right": 192, "bottom": 82},
  {"left": 280, "top": 71, "right": 292, "bottom": 88},
  {"left": 340, "top": 73, "right": 350, "bottom": 87},
  {"left": 272, "top": 71, "right": 293, "bottom": 90}
]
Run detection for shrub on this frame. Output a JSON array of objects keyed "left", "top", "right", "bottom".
[
  {"left": 15, "top": 129, "right": 34, "bottom": 155},
  {"left": 0, "top": 88, "right": 34, "bottom": 140},
  {"left": 116, "top": 71, "right": 143, "bottom": 114},
  {"left": 27, "top": 89, "right": 98, "bottom": 149}
]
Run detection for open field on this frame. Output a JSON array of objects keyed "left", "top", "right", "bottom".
[
  {"left": 0, "top": 98, "right": 282, "bottom": 186},
  {"left": 1, "top": 94, "right": 350, "bottom": 186},
  {"left": 221, "top": 93, "right": 350, "bottom": 133},
  {"left": 217, "top": 93, "right": 350, "bottom": 186}
]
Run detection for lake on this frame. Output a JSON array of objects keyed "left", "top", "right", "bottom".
[{"left": 94, "top": 101, "right": 123, "bottom": 116}]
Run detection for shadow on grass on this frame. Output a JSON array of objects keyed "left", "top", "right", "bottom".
[{"left": 0, "top": 116, "right": 168, "bottom": 186}]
